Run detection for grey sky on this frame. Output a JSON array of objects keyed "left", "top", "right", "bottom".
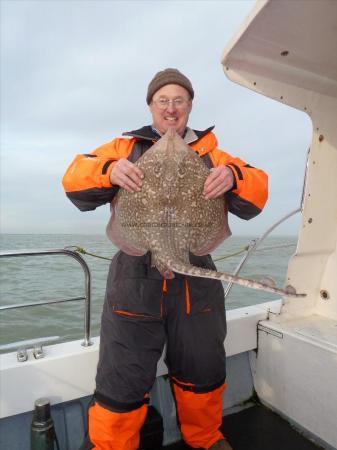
[{"left": 1, "top": 0, "right": 312, "bottom": 236}]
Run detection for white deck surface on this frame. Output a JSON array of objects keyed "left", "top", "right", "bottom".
[{"left": 0, "top": 300, "right": 282, "bottom": 418}]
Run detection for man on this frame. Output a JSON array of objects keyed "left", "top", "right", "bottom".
[{"left": 62, "top": 68, "right": 268, "bottom": 450}]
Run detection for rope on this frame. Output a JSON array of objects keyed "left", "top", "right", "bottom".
[
  {"left": 66, "top": 242, "right": 294, "bottom": 264},
  {"left": 64, "top": 246, "right": 113, "bottom": 261},
  {"left": 65, "top": 245, "right": 250, "bottom": 263},
  {"left": 213, "top": 246, "right": 249, "bottom": 262},
  {"left": 214, "top": 242, "right": 296, "bottom": 262}
]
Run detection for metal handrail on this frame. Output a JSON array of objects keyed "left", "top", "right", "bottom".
[
  {"left": 0, "top": 248, "right": 93, "bottom": 347},
  {"left": 253, "top": 243, "right": 296, "bottom": 252},
  {"left": 224, "top": 144, "right": 311, "bottom": 299},
  {"left": 224, "top": 207, "right": 301, "bottom": 299},
  {"left": 300, "top": 147, "right": 311, "bottom": 212}
]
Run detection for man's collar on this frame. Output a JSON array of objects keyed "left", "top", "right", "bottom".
[
  {"left": 122, "top": 126, "right": 159, "bottom": 141},
  {"left": 122, "top": 125, "right": 214, "bottom": 143},
  {"left": 150, "top": 126, "right": 199, "bottom": 144},
  {"left": 184, "top": 128, "right": 199, "bottom": 144}
]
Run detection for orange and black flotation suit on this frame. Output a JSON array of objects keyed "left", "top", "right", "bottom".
[
  {"left": 62, "top": 125, "right": 268, "bottom": 218},
  {"left": 62, "top": 125, "right": 268, "bottom": 450}
]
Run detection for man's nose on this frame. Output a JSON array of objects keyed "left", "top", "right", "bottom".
[{"left": 166, "top": 101, "right": 177, "bottom": 112}]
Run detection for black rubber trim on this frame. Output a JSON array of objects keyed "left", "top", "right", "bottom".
[
  {"left": 122, "top": 125, "right": 160, "bottom": 141},
  {"left": 102, "top": 159, "right": 116, "bottom": 175},
  {"left": 127, "top": 140, "right": 153, "bottom": 163},
  {"left": 225, "top": 191, "right": 262, "bottom": 220},
  {"left": 171, "top": 377, "right": 226, "bottom": 394},
  {"left": 229, "top": 164, "right": 243, "bottom": 180},
  {"left": 226, "top": 165, "right": 237, "bottom": 191},
  {"left": 66, "top": 186, "right": 119, "bottom": 211},
  {"left": 94, "top": 390, "right": 150, "bottom": 413},
  {"left": 201, "top": 153, "right": 213, "bottom": 169}
]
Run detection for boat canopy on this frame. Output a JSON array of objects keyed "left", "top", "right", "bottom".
[
  {"left": 221, "top": 0, "right": 337, "bottom": 105},
  {"left": 222, "top": 0, "right": 337, "bottom": 320}
]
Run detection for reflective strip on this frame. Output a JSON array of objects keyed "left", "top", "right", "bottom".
[
  {"left": 185, "top": 278, "right": 191, "bottom": 315},
  {"left": 161, "top": 280, "right": 167, "bottom": 318},
  {"left": 171, "top": 376, "right": 195, "bottom": 389},
  {"left": 171, "top": 375, "right": 227, "bottom": 393},
  {"left": 113, "top": 309, "right": 156, "bottom": 319},
  {"left": 227, "top": 163, "right": 243, "bottom": 180},
  {"left": 226, "top": 165, "right": 237, "bottom": 190}
]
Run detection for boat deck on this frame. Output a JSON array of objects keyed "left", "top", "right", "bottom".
[{"left": 163, "top": 404, "right": 324, "bottom": 450}]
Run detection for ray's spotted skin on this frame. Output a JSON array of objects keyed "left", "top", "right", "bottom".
[{"left": 107, "top": 129, "right": 305, "bottom": 298}]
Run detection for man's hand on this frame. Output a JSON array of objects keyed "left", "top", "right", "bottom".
[
  {"left": 110, "top": 159, "right": 144, "bottom": 193},
  {"left": 203, "top": 165, "right": 234, "bottom": 199}
]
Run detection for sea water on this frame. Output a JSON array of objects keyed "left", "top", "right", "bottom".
[{"left": 0, "top": 234, "right": 297, "bottom": 349}]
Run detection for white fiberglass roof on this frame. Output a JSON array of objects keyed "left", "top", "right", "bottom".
[{"left": 221, "top": 0, "right": 337, "bottom": 101}]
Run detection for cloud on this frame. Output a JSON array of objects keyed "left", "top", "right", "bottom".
[{"left": 1, "top": 0, "right": 312, "bottom": 236}]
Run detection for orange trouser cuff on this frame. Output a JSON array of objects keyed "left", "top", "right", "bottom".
[
  {"left": 88, "top": 401, "right": 148, "bottom": 450},
  {"left": 173, "top": 382, "right": 226, "bottom": 449}
]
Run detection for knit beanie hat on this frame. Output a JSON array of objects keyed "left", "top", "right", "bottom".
[{"left": 146, "top": 68, "right": 194, "bottom": 104}]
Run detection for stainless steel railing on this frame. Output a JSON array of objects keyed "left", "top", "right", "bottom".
[
  {"left": 224, "top": 207, "right": 300, "bottom": 299},
  {"left": 223, "top": 144, "right": 310, "bottom": 299},
  {"left": 0, "top": 248, "right": 93, "bottom": 347}
]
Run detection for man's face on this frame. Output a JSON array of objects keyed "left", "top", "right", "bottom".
[{"left": 149, "top": 84, "right": 192, "bottom": 136}]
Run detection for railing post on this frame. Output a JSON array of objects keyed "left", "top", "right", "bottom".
[{"left": 0, "top": 249, "right": 93, "bottom": 348}]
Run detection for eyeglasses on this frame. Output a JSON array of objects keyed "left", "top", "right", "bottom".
[{"left": 153, "top": 98, "right": 190, "bottom": 110}]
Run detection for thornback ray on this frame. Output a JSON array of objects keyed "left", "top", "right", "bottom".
[{"left": 107, "top": 128, "right": 306, "bottom": 298}]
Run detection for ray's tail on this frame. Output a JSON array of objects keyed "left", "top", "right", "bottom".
[{"left": 165, "top": 259, "right": 306, "bottom": 298}]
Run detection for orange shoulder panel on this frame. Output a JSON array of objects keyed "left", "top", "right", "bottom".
[
  {"left": 189, "top": 132, "right": 218, "bottom": 156},
  {"left": 191, "top": 132, "right": 268, "bottom": 213},
  {"left": 62, "top": 137, "right": 135, "bottom": 193}
]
